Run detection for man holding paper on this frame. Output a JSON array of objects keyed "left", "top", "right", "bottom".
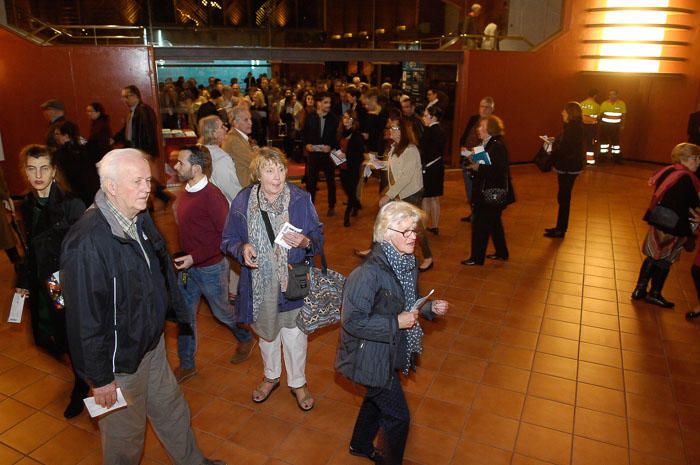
[
  {"left": 302, "top": 92, "right": 340, "bottom": 216},
  {"left": 62, "top": 149, "right": 225, "bottom": 465},
  {"left": 171, "top": 145, "right": 255, "bottom": 383}
]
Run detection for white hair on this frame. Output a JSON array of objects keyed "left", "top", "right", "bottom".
[
  {"left": 96, "top": 148, "right": 148, "bottom": 189},
  {"left": 373, "top": 201, "right": 425, "bottom": 243}
]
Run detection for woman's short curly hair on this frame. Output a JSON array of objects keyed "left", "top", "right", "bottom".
[
  {"left": 250, "top": 146, "right": 288, "bottom": 183},
  {"left": 373, "top": 201, "right": 426, "bottom": 243},
  {"left": 671, "top": 142, "right": 700, "bottom": 163}
]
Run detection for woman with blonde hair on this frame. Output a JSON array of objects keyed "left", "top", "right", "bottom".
[
  {"left": 337, "top": 201, "right": 448, "bottom": 465},
  {"left": 631, "top": 142, "right": 700, "bottom": 307},
  {"left": 222, "top": 147, "right": 323, "bottom": 410}
]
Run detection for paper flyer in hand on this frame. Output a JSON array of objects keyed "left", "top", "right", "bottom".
[
  {"left": 274, "top": 222, "right": 302, "bottom": 250},
  {"left": 367, "top": 153, "right": 386, "bottom": 170},
  {"left": 410, "top": 289, "right": 435, "bottom": 312},
  {"left": 330, "top": 149, "right": 346, "bottom": 166},
  {"left": 8, "top": 292, "right": 26, "bottom": 323},
  {"left": 83, "top": 388, "right": 128, "bottom": 418}
]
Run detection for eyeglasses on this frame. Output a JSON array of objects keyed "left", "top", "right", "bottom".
[
  {"left": 388, "top": 227, "right": 419, "bottom": 238},
  {"left": 388, "top": 126, "right": 400, "bottom": 132}
]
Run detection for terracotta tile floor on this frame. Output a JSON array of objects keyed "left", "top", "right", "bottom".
[{"left": 2, "top": 161, "right": 700, "bottom": 464}]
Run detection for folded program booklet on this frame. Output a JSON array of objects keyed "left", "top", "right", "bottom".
[{"left": 84, "top": 388, "right": 128, "bottom": 418}]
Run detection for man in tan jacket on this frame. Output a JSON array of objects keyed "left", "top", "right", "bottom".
[{"left": 222, "top": 105, "right": 255, "bottom": 188}]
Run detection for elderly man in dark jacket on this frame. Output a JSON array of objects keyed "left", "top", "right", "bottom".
[
  {"left": 62, "top": 149, "right": 225, "bottom": 465},
  {"left": 336, "top": 201, "right": 448, "bottom": 465}
]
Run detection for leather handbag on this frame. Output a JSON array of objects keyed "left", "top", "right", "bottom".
[
  {"left": 296, "top": 250, "right": 345, "bottom": 334},
  {"left": 258, "top": 190, "right": 310, "bottom": 301},
  {"left": 483, "top": 176, "right": 509, "bottom": 207},
  {"left": 646, "top": 205, "right": 679, "bottom": 231},
  {"left": 533, "top": 146, "right": 553, "bottom": 172},
  {"left": 285, "top": 261, "right": 311, "bottom": 300}
]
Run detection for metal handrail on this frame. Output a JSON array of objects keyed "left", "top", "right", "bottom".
[
  {"left": 25, "top": 16, "right": 145, "bottom": 44},
  {"left": 392, "top": 33, "right": 536, "bottom": 50}
]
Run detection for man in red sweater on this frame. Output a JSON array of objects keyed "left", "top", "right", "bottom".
[{"left": 172, "top": 145, "right": 255, "bottom": 382}]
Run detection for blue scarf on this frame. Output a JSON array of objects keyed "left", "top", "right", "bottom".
[{"left": 381, "top": 241, "right": 423, "bottom": 374}]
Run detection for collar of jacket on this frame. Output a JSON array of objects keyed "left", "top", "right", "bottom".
[
  {"left": 93, "top": 189, "right": 141, "bottom": 242},
  {"left": 367, "top": 242, "right": 415, "bottom": 292}
]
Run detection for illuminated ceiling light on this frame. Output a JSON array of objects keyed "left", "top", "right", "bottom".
[
  {"left": 396, "top": 25, "right": 407, "bottom": 32},
  {"left": 343, "top": 32, "right": 353, "bottom": 38},
  {"left": 375, "top": 28, "right": 385, "bottom": 34},
  {"left": 584, "top": 0, "right": 693, "bottom": 74},
  {"left": 358, "top": 31, "right": 368, "bottom": 37},
  {"left": 331, "top": 34, "right": 342, "bottom": 40}
]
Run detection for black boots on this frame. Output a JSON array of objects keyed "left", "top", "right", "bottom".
[
  {"left": 645, "top": 266, "right": 674, "bottom": 308},
  {"left": 632, "top": 259, "right": 674, "bottom": 308},
  {"left": 631, "top": 258, "right": 654, "bottom": 300}
]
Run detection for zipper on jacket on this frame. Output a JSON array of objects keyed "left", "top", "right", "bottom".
[{"left": 112, "top": 276, "right": 118, "bottom": 373}]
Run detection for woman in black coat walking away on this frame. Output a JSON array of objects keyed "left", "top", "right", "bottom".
[
  {"left": 16, "top": 144, "right": 90, "bottom": 418},
  {"left": 544, "top": 102, "right": 585, "bottom": 238},
  {"left": 420, "top": 105, "right": 446, "bottom": 235},
  {"left": 462, "top": 116, "right": 515, "bottom": 266},
  {"left": 337, "top": 110, "right": 365, "bottom": 226},
  {"left": 631, "top": 143, "right": 700, "bottom": 308}
]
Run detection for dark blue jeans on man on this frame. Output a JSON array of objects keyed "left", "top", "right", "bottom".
[{"left": 177, "top": 259, "right": 252, "bottom": 369}]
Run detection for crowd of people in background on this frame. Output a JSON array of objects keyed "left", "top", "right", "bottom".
[{"left": 4, "top": 66, "right": 700, "bottom": 464}]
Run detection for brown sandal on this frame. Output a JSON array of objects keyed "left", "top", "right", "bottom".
[
  {"left": 252, "top": 377, "right": 280, "bottom": 403},
  {"left": 291, "top": 384, "right": 315, "bottom": 411}
]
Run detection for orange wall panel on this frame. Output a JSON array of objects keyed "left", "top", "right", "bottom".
[
  {"left": 451, "top": 0, "right": 700, "bottom": 166},
  {"left": 0, "top": 28, "right": 159, "bottom": 194}
]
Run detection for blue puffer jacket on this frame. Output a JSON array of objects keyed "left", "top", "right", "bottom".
[{"left": 335, "top": 244, "right": 434, "bottom": 388}]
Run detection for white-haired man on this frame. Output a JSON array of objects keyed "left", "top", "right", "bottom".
[
  {"left": 61, "top": 148, "right": 225, "bottom": 465},
  {"left": 222, "top": 104, "right": 256, "bottom": 188}
]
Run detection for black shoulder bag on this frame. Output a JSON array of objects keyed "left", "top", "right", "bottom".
[{"left": 258, "top": 188, "right": 310, "bottom": 300}]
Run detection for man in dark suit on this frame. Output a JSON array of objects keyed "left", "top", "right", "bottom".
[
  {"left": 114, "top": 85, "right": 172, "bottom": 206},
  {"left": 302, "top": 92, "right": 340, "bottom": 216},
  {"left": 688, "top": 110, "right": 700, "bottom": 145}
]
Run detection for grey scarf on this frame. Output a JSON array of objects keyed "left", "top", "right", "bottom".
[
  {"left": 381, "top": 241, "right": 423, "bottom": 374},
  {"left": 247, "top": 183, "right": 291, "bottom": 322}
]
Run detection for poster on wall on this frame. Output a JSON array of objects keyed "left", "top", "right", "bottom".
[{"left": 0, "top": 131, "right": 4, "bottom": 161}]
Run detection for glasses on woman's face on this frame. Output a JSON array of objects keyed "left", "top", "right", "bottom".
[
  {"left": 388, "top": 227, "right": 419, "bottom": 239},
  {"left": 389, "top": 126, "right": 400, "bottom": 132}
]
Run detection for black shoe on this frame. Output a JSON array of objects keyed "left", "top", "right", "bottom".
[
  {"left": 486, "top": 254, "right": 508, "bottom": 261},
  {"left": 645, "top": 293, "right": 674, "bottom": 308},
  {"left": 544, "top": 227, "right": 558, "bottom": 234},
  {"left": 349, "top": 447, "right": 384, "bottom": 464},
  {"left": 461, "top": 258, "right": 483, "bottom": 266},
  {"left": 427, "top": 227, "right": 439, "bottom": 235},
  {"left": 631, "top": 258, "right": 654, "bottom": 301},
  {"left": 645, "top": 265, "right": 674, "bottom": 308},
  {"left": 461, "top": 215, "right": 472, "bottom": 223},
  {"left": 544, "top": 230, "right": 565, "bottom": 238},
  {"left": 327, "top": 207, "right": 336, "bottom": 217},
  {"left": 631, "top": 287, "right": 647, "bottom": 300},
  {"left": 63, "top": 398, "right": 84, "bottom": 419}
]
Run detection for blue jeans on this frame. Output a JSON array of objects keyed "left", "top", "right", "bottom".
[{"left": 177, "top": 259, "right": 252, "bottom": 369}]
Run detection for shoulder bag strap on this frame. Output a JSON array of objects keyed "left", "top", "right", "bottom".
[{"left": 257, "top": 187, "right": 276, "bottom": 247}]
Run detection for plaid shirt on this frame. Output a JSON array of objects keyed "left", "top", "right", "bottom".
[{"left": 104, "top": 198, "right": 138, "bottom": 241}]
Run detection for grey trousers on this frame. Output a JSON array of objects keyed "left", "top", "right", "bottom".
[{"left": 99, "top": 335, "right": 204, "bottom": 465}]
